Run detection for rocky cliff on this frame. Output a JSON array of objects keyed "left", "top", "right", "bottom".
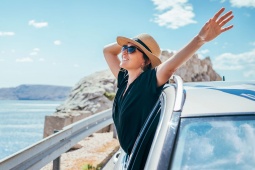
[
  {"left": 160, "top": 50, "right": 222, "bottom": 82},
  {"left": 44, "top": 51, "right": 222, "bottom": 137}
]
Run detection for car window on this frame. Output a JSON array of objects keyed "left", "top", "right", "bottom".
[{"left": 170, "top": 115, "right": 255, "bottom": 170}]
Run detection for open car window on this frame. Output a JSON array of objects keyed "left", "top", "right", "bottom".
[{"left": 170, "top": 115, "right": 255, "bottom": 170}]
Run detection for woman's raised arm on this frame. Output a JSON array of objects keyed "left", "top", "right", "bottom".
[
  {"left": 103, "top": 42, "right": 121, "bottom": 78},
  {"left": 156, "top": 7, "right": 234, "bottom": 86}
]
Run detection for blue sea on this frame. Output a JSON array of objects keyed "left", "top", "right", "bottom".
[{"left": 0, "top": 100, "right": 63, "bottom": 160}]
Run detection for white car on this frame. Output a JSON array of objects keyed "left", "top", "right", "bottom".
[{"left": 114, "top": 76, "right": 255, "bottom": 170}]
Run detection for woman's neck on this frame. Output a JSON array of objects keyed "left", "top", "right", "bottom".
[{"left": 127, "top": 69, "right": 143, "bottom": 85}]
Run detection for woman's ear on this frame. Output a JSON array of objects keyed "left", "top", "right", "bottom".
[{"left": 146, "top": 60, "right": 151, "bottom": 66}]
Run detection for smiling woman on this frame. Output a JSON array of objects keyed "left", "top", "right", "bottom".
[{"left": 103, "top": 7, "right": 234, "bottom": 169}]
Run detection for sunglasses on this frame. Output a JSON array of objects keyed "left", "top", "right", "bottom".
[{"left": 121, "top": 45, "right": 144, "bottom": 54}]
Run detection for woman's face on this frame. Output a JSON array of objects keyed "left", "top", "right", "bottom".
[{"left": 120, "top": 43, "right": 145, "bottom": 70}]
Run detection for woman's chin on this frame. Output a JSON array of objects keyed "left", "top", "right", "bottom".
[{"left": 120, "top": 62, "right": 128, "bottom": 69}]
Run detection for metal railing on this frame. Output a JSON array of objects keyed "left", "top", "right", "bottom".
[{"left": 0, "top": 109, "right": 113, "bottom": 170}]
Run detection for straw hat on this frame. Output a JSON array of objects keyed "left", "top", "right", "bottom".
[{"left": 116, "top": 33, "right": 161, "bottom": 68}]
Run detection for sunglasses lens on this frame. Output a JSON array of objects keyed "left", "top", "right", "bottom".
[
  {"left": 121, "top": 45, "right": 138, "bottom": 54},
  {"left": 127, "top": 46, "right": 136, "bottom": 54},
  {"left": 121, "top": 45, "right": 128, "bottom": 52}
]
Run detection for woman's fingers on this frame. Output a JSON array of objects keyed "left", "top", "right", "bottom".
[
  {"left": 221, "top": 25, "right": 234, "bottom": 33},
  {"left": 217, "top": 11, "right": 233, "bottom": 24},
  {"left": 212, "top": 8, "right": 225, "bottom": 21},
  {"left": 219, "top": 14, "right": 234, "bottom": 27},
  {"left": 211, "top": 8, "right": 234, "bottom": 33}
]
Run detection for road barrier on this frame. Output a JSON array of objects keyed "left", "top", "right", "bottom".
[{"left": 0, "top": 109, "right": 113, "bottom": 170}]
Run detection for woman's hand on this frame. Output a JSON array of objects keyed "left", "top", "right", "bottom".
[{"left": 198, "top": 8, "right": 234, "bottom": 43}]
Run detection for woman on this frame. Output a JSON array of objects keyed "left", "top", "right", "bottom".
[{"left": 103, "top": 7, "right": 234, "bottom": 164}]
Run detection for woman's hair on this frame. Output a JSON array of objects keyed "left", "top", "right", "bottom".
[{"left": 142, "top": 53, "right": 152, "bottom": 71}]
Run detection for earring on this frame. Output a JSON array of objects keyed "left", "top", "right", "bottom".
[{"left": 141, "top": 64, "right": 145, "bottom": 72}]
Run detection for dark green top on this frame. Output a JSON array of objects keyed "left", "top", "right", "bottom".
[{"left": 112, "top": 68, "right": 164, "bottom": 154}]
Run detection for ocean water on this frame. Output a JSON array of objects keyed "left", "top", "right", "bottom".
[{"left": 0, "top": 100, "right": 63, "bottom": 160}]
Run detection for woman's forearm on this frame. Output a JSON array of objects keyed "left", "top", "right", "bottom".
[
  {"left": 166, "top": 35, "right": 205, "bottom": 71},
  {"left": 103, "top": 42, "right": 122, "bottom": 56},
  {"left": 103, "top": 42, "right": 122, "bottom": 78}
]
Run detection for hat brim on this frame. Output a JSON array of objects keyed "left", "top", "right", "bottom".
[{"left": 117, "top": 36, "right": 161, "bottom": 68}]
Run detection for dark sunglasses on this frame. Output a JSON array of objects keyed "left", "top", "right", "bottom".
[{"left": 121, "top": 45, "right": 144, "bottom": 54}]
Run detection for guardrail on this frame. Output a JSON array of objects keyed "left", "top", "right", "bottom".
[{"left": 0, "top": 109, "right": 113, "bottom": 170}]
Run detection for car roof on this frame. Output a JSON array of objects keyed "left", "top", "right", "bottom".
[{"left": 181, "top": 81, "right": 255, "bottom": 117}]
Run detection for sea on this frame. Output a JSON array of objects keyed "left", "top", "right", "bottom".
[{"left": 0, "top": 100, "right": 63, "bottom": 160}]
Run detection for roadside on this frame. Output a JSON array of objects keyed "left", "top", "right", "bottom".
[
  {"left": 41, "top": 132, "right": 119, "bottom": 170},
  {"left": 102, "top": 154, "right": 116, "bottom": 170}
]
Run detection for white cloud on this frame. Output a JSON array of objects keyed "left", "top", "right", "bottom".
[
  {"left": 199, "top": 49, "right": 210, "bottom": 55},
  {"left": 33, "top": 48, "right": 40, "bottom": 51},
  {"left": 151, "top": 0, "right": 196, "bottom": 29},
  {"left": 16, "top": 57, "right": 33, "bottom": 62},
  {"left": 28, "top": 20, "right": 48, "bottom": 28},
  {"left": 39, "top": 58, "right": 45, "bottom": 62},
  {"left": 179, "top": 121, "right": 255, "bottom": 169},
  {"left": 229, "top": 0, "right": 255, "bottom": 8},
  {"left": 197, "top": 49, "right": 210, "bottom": 59},
  {"left": 214, "top": 50, "right": 255, "bottom": 70},
  {"left": 29, "top": 48, "right": 40, "bottom": 56},
  {"left": 0, "top": 32, "right": 15, "bottom": 36},
  {"left": 244, "top": 70, "right": 255, "bottom": 78},
  {"left": 213, "top": 49, "right": 255, "bottom": 78},
  {"left": 54, "top": 40, "right": 62, "bottom": 45},
  {"left": 30, "top": 52, "right": 38, "bottom": 56}
]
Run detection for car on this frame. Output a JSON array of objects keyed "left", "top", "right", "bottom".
[{"left": 113, "top": 75, "right": 255, "bottom": 170}]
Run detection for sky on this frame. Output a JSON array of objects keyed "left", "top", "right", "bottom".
[{"left": 0, "top": 0, "right": 255, "bottom": 88}]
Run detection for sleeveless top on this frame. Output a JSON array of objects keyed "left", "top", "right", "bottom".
[{"left": 112, "top": 68, "right": 165, "bottom": 154}]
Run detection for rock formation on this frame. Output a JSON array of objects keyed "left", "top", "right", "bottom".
[
  {"left": 43, "top": 70, "right": 116, "bottom": 137},
  {"left": 160, "top": 50, "right": 222, "bottom": 82},
  {"left": 44, "top": 51, "right": 222, "bottom": 137}
]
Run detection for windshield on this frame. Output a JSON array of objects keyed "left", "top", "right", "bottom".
[{"left": 170, "top": 115, "right": 255, "bottom": 170}]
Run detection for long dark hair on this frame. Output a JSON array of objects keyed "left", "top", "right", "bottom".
[{"left": 142, "top": 53, "right": 152, "bottom": 71}]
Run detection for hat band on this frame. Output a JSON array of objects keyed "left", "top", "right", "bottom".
[{"left": 133, "top": 38, "right": 152, "bottom": 52}]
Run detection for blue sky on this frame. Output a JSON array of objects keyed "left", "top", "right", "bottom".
[{"left": 0, "top": 0, "right": 255, "bottom": 88}]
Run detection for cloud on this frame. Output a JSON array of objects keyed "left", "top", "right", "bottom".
[
  {"left": 229, "top": 0, "right": 255, "bottom": 8},
  {"left": 39, "top": 58, "right": 45, "bottom": 62},
  {"left": 151, "top": 0, "right": 196, "bottom": 29},
  {"left": 54, "top": 40, "right": 62, "bottom": 45},
  {"left": 177, "top": 121, "right": 255, "bottom": 169},
  {"left": 30, "top": 52, "right": 38, "bottom": 56},
  {"left": 197, "top": 49, "right": 210, "bottom": 59},
  {"left": 199, "top": 49, "right": 210, "bottom": 55},
  {"left": 29, "top": 48, "right": 40, "bottom": 56},
  {"left": 244, "top": 70, "right": 255, "bottom": 78},
  {"left": 0, "top": 32, "right": 15, "bottom": 37},
  {"left": 16, "top": 57, "right": 33, "bottom": 62},
  {"left": 33, "top": 48, "right": 40, "bottom": 51},
  {"left": 28, "top": 20, "right": 48, "bottom": 28},
  {"left": 213, "top": 49, "right": 255, "bottom": 79}
]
